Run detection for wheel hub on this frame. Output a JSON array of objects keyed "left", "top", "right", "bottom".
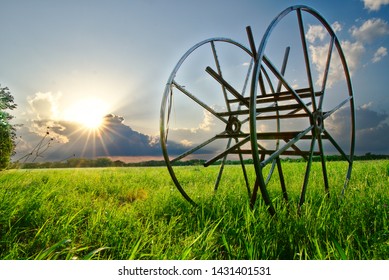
[
  {"left": 226, "top": 116, "right": 242, "bottom": 134},
  {"left": 313, "top": 110, "right": 324, "bottom": 136}
]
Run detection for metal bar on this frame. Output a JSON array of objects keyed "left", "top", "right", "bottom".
[
  {"left": 319, "top": 35, "right": 335, "bottom": 109},
  {"left": 246, "top": 26, "right": 257, "bottom": 59},
  {"left": 211, "top": 41, "right": 231, "bottom": 112},
  {"left": 229, "top": 88, "right": 322, "bottom": 104},
  {"left": 298, "top": 136, "right": 316, "bottom": 210},
  {"left": 213, "top": 137, "right": 232, "bottom": 191},
  {"left": 238, "top": 145, "right": 252, "bottom": 198},
  {"left": 172, "top": 81, "right": 228, "bottom": 124},
  {"left": 283, "top": 138, "right": 310, "bottom": 160},
  {"left": 258, "top": 103, "right": 305, "bottom": 112},
  {"left": 206, "top": 66, "right": 250, "bottom": 107},
  {"left": 171, "top": 135, "right": 219, "bottom": 163},
  {"left": 297, "top": 8, "right": 317, "bottom": 113},
  {"left": 258, "top": 70, "right": 268, "bottom": 96},
  {"left": 317, "top": 133, "right": 329, "bottom": 195},
  {"left": 276, "top": 157, "right": 288, "bottom": 202},
  {"left": 323, "top": 96, "right": 352, "bottom": 120},
  {"left": 262, "top": 55, "right": 313, "bottom": 117},
  {"left": 241, "top": 58, "right": 254, "bottom": 98},
  {"left": 217, "top": 109, "right": 249, "bottom": 117},
  {"left": 215, "top": 131, "right": 325, "bottom": 140},
  {"left": 256, "top": 113, "right": 310, "bottom": 120},
  {"left": 323, "top": 129, "right": 351, "bottom": 163},
  {"left": 165, "top": 89, "right": 174, "bottom": 142},
  {"left": 230, "top": 149, "right": 321, "bottom": 156},
  {"left": 218, "top": 102, "right": 305, "bottom": 117},
  {"left": 204, "top": 136, "right": 251, "bottom": 167},
  {"left": 287, "top": 101, "right": 312, "bottom": 115},
  {"left": 277, "top": 46, "right": 291, "bottom": 93},
  {"left": 260, "top": 125, "right": 314, "bottom": 167}
]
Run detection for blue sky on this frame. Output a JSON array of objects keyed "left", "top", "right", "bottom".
[{"left": 1, "top": 0, "right": 388, "bottom": 162}]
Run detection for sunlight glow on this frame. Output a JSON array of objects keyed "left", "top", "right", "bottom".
[{"left": 64, "top": 98, "right": 109, "bottom": 130}]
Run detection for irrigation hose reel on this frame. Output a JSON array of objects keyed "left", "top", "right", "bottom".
[{"left": 160, "top": 5, "right": 355, "bottom": 215}]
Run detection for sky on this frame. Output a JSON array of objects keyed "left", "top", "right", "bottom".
[{"left": 1, "top": 0, "right": 388, "bottom": 163}]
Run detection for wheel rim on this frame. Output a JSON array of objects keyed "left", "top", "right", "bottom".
[
  {"left": 249, "top": 5, "right": 355, "bottom": 214},
  {"left": 160, "top": 38, "right": 256, "bottom": 205}
]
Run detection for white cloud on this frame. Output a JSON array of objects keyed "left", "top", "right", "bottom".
[
  {"left": 309, "top": 41, "right": 365, "bottom": 87},
  {"left": 332, "top": 21, "right": 342, "bottom": 33},
  {"left": 341, "top": 40, "right": 366, "bottom": 74},
  {"left": 350, "top": 18, "right": 389, "bottom": 43},
  {"left": 362, "top": 0, "right": 389, "bottom": 11},
  {"left": 372, "top": 46, "right": 388, "bottom": 62},
  {"left": 360, "top": 101, "right": 373, "bottom": 109},
  {"left": 305, "top": 22, "right": 342, "bottom": 44},
  {"left": 306, "top": 24, "right": 327, "bottom": 43},
  {"left": 27, "top": 92, "right": 62, "bottom": 120},
  {"left": 180, "top": 139, "right": 193, "bottom": 147}
]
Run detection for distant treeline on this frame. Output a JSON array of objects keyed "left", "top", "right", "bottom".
[{"left": 8, "top": 153, "right": 389, "bottom": 169}]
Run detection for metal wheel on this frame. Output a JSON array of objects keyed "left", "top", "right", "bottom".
[
  {"left": 160, "top": 38, "right": 259, "bottom": 205},
  {"left": 249, "top": 5, "right": 355, "bottom": 215}
]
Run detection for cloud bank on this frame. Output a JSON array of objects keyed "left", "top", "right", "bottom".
[{"left": 362, "top": 0, "right": 389, "bottom": 11}]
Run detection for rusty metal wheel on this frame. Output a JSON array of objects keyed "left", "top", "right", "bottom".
[
  {"left": 160, "top": 38, "right": 256, "bottom": 205},
  {"left": 249, "top": 5, "right": 355, "bottom": 215}
]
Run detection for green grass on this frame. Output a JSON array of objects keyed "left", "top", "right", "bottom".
[{"left": 0, "top": 161, "right": 388, "bottom": 260}]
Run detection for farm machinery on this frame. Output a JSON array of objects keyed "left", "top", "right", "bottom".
[{"left": 160, "top": 5, "right": 355, "bottom": 215}]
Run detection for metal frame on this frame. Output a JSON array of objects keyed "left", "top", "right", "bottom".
[{"left": 160, "top": 5, "right": 355, "bottom": 215}]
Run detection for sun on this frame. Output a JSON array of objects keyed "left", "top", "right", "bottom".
[{"left": 64, "top": 98, "right": 108, "bottom": 130}]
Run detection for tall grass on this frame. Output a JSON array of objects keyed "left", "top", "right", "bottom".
[{"left": 0, "top": 161, "right": 387, "bottom": 259}]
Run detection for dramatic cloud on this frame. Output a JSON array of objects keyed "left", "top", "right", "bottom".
[
  {"left": 362, "top": 0, "right": 389, "bottom": 11},
  {"left": 350, "top": 18, "right": 389, "bottom": 43},
  {"left": 14, "top": 113, "right": 172, "bottom": 162},
  {"left": 325, "top": 102, "right": 389, "bottom": 155},
  {"left": 372, "top": 46, "right": 388, "bottom": 62},
  {"left": 27, "top": 92, "right": 61, "bottom": 121}
]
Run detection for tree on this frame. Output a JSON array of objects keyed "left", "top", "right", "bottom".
[{"left": 0, "top": 85, "right": 17, "bottom": 170}]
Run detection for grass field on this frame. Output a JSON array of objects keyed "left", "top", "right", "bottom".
[{"left": 0, "top": 160, "right": 388, "bottom": 260}]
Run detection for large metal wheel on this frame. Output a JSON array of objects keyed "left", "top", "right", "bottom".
[
  {"left": 160, "top": 38, "right": 259, "bottom": 205},
  {"left": 249, "top": 5, "right": 356, "bottom": 215}
]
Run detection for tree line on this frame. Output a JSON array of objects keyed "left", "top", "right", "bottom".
[{"left": 7, "top": 153, "right": 388, "bottom": 169}]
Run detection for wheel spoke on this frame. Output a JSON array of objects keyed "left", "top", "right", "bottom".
[
  {"left": 211, "top": 41, "right": 231, "bottom": 112},
  {"left": 297, "top": 8, "right": 317, "bottom": 112},
  {"left": 206, "top": 66, "right": 250, "bottom": 107},
  {"left": 323, "top": 129, "right": 351, "bottom": 163},
  {"left": 172, "top": 80, "right": 228, "bottom": 124},
  {"left": 319, "top": 35, "right": 335, "bottom": 109},
  {"left": 316, "top": 132, "right": 329, "bottom": 194},
  {"left": 250, "top": 174, "right": 276, "bottom": 215},
  {"left": 204, "top": 136, "right": 251, "bottom": 167},
  {"left": 214, "top": 137, "right": 233, "bottom": 191},
  {"left": 238, "top": 145, "right": 251, "bottom": 197},
  {"left": 165, "top": 88, "right": 174, "bottom": 142},
  {"left": 265, "top": 160, "right": 277, "bottom": 184},
  {"left": 276, "top": 157, "right": 288, "bottom": 202},
  {"left": 262, "top": 55, "right": 313, "bottom": 117},
  {"left": 323, "top": 96, "right": 352, "bottom": 120},
  {"left": 277, "top": 47, "right": 291, "bottom": 92},
  {"left": 260, "top": 125, "right": 314, "bottom": 167},
  {"left": 298, "top": 137, "right": 316, "bottom": 210},
  {"left": 241, "top": 58, "right": 254, "bottom": 97},
  {"left": 171, "top": 135, "right": 220, "bottom": 163}
]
